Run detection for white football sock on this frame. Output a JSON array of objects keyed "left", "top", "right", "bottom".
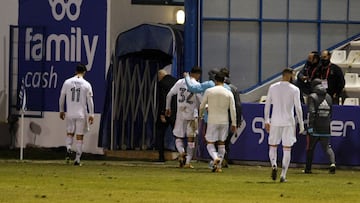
[
  {"left": 218, "top": 144, "right": 226, "bottom": 165},
  {"left": 206, "top": 144, "right": 218, "bottom": 160},
  {"left": 281, "top": 148, "right": 291, "bottom": 178},
  {"left": 65, "top": 136, "right": 73, "bottom": 151},
  {"left": 186, "top": 142, "right": 195, "bottom": 164},
  {"left": 269, "top": 146, "right": 277, "bottom": 168},
  {"left": 175, "top": 138, "right": 185, "bottom": 154},
  {"left": 75, "top": 140, "right": 83, "bottom": 162}
]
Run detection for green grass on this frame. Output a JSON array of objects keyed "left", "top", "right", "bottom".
[{"left": 0, "top": 159, "right": 359, "bottom": 203}]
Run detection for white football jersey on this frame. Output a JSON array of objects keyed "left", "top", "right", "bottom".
[
  {"left": 166, "top": 78, "right": 201, "bottom": 120},
  {"left": 200, "top": 85, "right": 236, "bottom": 126},
  {"left": 59, "top": 76, "right": 93, "bottom": 119},
  {"left": 264, "top": 81, "right": 303, "bottom": 127}
]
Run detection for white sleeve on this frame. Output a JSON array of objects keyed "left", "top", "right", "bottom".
[
  {"left": 59, "top": 83, "right": 66, "bottom": 112},
  {"left": 87, "top": 85, "right": 95, "bottom": 116},
  {"left": 229, "top": 93, "right": 237, "bottom": 127},
  {"left": 199, "top": 90, "right": 208, "bottom": 118},
  {"left": 264, "top": 88, "right": 272, "bottom": 124},
  {"left": 196, "top": 93, "right": 202, "bottom": 105},
  {"left": 294, "top": 89, "right": 304, "bottom": 129}
]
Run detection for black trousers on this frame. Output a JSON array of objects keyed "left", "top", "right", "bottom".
[
  {"left": 155, "top": 117, "right": 175, "bottom": 161},
  {"left": 223, "top": 130, "right": 232, "bottom": 163},
  {"left": 305, "top": 134, "right": 335, "bottom": 171}
]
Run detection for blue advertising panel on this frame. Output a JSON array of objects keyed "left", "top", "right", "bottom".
[
  {"left": 18, "top": 0, "right": 107, "bottom": 113},
  {"left": 222, "top": 103, "right": 360, "bottom": 166}
]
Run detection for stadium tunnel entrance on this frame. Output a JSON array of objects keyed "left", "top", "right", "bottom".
[{"left": 99, "top": 23, "right": 184, "bottom": 151}]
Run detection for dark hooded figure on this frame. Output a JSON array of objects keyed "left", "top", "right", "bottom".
[{"left": 304, "top": 78, "right": 336, "bottom": 174}]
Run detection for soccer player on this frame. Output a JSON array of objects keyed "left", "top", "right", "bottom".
[
  {"left": 165, "top": 66, "right": 202, "bottom": 168},
  {"left": 184, "top": 69, "right": 234, "bottom": 168},
  {"left": 59, "top": 64, "right": 94, "bottom": 166},
  {"left": 200, "top": 71, "right": 236, "bottom": 173},
  {"left": 264, "top": 68, "right": 305, "bottom": 182}
]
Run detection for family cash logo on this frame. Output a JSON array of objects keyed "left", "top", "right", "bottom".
[
  {"left": 19, "top": 0, "right": 106, "bottom": 111},
  {"left": 23, "top": 0, "right": 99, "bottom": 89},
  {"left": 48, "top": 0, "right": 83, "bottom": 21}
]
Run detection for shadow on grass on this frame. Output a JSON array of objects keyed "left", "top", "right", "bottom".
[{"left": 0, "top": 147, "right": 120, "bottom": 161}]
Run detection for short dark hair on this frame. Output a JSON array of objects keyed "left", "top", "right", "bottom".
[
  {"left": 190, "top": 66, "right": 202, "bottom": 74},
  {"left": 311, "top": 51, "right": 320, "bottom": 62},
  {"left": 220, "top": 67, "right": 229, "bottom": 77},
  {"left": 208, "top": 69, "right": 218, "bottom": 81},
  {"left": 76, "top": 64, "right": 87, "bottom": 73},
  {"left": 282, "top": 68, "right": 293, "bottom": 76},
  {"left": 214, "top": 71, "right": 225, "bottom": 82}
]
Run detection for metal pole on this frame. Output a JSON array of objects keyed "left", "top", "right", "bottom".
[
  {"left": 20, "top": 111, "right": 24, "bottom": 160},
  {"left": 3, "top": 36, "right": 7, "bottom": 122},
  {"left": 110, "top": 73, "right": 114, "bottom": 150}
]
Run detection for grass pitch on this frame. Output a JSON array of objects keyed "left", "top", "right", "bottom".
[{"left": 0, "top": 159, "right": 359, "bottom": 203}]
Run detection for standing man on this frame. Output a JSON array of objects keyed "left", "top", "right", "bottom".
[
  {"left": 264, "top": 68, "right": 305, "bottom": 182},
  {"left": 156, "top": 68, "right": 177, "bottom": 162},
  {"left": 313, "top": 50, "right": 345, "bottom": 104},
  {"left": 296, "top": 51, "right": 320, "bottom": 103},
  {"left": 304, "top": 79, "right": 336, "bottom": 174},
  {"left": 200, "top": 71, "right": 236, "bottom": 173},
  {"left": 59, "top": 64, "right": 94, "bottom": 166},
  {"left": 220, "top": 67, "right": 242, "bottom": 167},
  {"left": 184, "top": 69, "right": 233, "bottom": 168},
  {"left": 166, "top": 66, "right": 202, "bottom": 168}
]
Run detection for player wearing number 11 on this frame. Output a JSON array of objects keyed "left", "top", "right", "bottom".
[{"left": 59, "top": 64, "right": 94, "bottom": 166}]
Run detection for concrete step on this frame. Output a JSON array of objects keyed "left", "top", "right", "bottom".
[{"left": 104, "top": 150, "right": 179, "bottom": 161}]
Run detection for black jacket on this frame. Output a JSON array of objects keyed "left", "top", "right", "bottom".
[
  {"left": 296, "top": 63, "right": 318, "bottom": 95},
  {"left": 307, "top": 84, "right": 332, "bottom": 134},
  {"left": 158, "top": 75, "right": 177, "bottom": 120},
  {"left": 225, "top": 78, "right": 243, "bottom": 127},
  {"left": 313, "top": 63, "right": 345, "bottom": 97}
]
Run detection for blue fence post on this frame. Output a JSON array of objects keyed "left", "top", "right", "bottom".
[{"left": 184, "top": 0, "right": 198, "bottom": 72}]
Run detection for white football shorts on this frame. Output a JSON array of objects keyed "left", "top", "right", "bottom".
[
  {"left": 66, "top": 117, "right": 86, "bottom": 135},
  {"left": 205, "top": 123, "right": 228, "bottom": 143},
  {"left": 268, "top": 125, "right": 296, "bottom": 147},
  {"left": 173, "top": 119, "right": 198, "bottom": 138}
]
